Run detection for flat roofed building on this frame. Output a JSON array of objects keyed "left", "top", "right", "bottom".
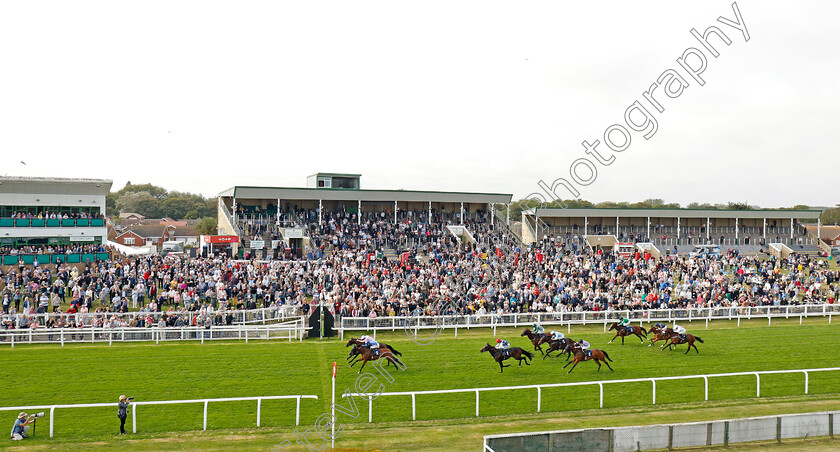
[
  {"left": 0, "top": 176, "right": 112, "bottom": 247},
  {"left": 521, "top": 206, "right": 823, "bottom": 247},
  {"left": 217, "top": 174, "right": 512, "bottom": 236}
]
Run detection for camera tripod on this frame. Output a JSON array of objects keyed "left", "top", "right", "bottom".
[{"left": 30, "top": 417, "right": 37, "bottom": 438}]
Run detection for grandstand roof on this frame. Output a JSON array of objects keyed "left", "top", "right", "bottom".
[
  {"left": 525, "top": 207, "right": 822, "bottom": 220},
  {"left": 0, "top": 176, "right": 112, "bottom": 196},
  {"left": 218, "top": 186, "right": 512, "bottom": 204}
]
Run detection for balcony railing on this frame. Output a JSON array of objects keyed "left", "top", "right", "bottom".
[{"left": 0, "top": 218, "right": 105, "bottom": 228}]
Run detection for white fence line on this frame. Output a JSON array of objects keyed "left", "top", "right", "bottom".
[
  {"left": 0, "top": 305, "right": 301, "bottom": 328},
  {"left": 343, "top": 367, "right": 840, "bottom": 423},
  {"left": 0, "top": 319, "right": 306, "bottom": 347},
  {"left": 0, "top": 394, "right": 319, "bottom": 438},
  {"left": 339, "top": 304, "right": 839, "bottom": 339}
]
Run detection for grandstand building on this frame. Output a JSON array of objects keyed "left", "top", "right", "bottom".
[
  {"left": 216, "top": 173, "right": 513, "bottom": 257},
  {"left": 0, "top": 176, "right": 111, "bottom": 250},
  {"left": 522, "top": 207, "right": 825, "bottom": 256}
]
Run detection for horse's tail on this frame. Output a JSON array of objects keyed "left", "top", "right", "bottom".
[
  {"left": 602, "top": 350, "right": 613, "bottom": 362},
  {"left": 694, "top": 336, "right": 704, "bottom": 343},
  {"left": 640, "top": 327, "right": 648, "bottom": 337},
  {"left": 386, "top": 344, "right": 402, "bottom": 356},
  {"left": 522, "top": 349, "right": 534, "bottom": 360}
]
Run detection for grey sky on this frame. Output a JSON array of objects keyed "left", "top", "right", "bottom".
[{"left": 0, "top": 1, "right": 836, "bottom": 207}]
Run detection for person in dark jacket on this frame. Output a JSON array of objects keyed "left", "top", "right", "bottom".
[{"left": 118, "top": 395, "right": 132, "bottom": 434}]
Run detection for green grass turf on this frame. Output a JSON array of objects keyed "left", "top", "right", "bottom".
[{"left": 1, "top": 317, "right": 839, "bottom": 451}]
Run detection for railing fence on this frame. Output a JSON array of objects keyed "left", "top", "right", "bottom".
[
  {"left": 344, "top": 367, "right": 840, "bottom": 423},
  {"left": 339, "top": 304, "right": 840, "bottom": 339},
  {"left": 0, "top": 319, "right": 305, "bottom": 348},
  {"left": 0, "top": 394, "right": 319, "bottom": 438}
]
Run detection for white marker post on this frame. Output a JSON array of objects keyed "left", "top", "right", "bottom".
[{"left": 331, "top": 361, "right": 336, "bottom": 449}]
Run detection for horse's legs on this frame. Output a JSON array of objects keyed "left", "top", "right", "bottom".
[
  {"left": 567, "top": 359, "right": 579, "bottom": 374},
  {"left": 357, "top": 358, "right": 368, "bottom": 374},
  {"left": 596, "top": 360, "right": 602, "bottom": 371},
  {"left": 608, "top": 332, "right": 619, "bottom": 344},
  {"left": 638, "top": 333, "right": 644, "bottom": 343},
  {"left": 621, "top": 334, "right": 625, "bottom": 345},
  {"left": 604, "top": 359, "right": 614, "bottom": 371},
  {"left": 562, "top": 359, "right": 573, "bottom": 369}
]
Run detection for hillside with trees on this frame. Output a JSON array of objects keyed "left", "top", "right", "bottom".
[{"left": 106, "top": 182, "right": 215, "bottom": 221}]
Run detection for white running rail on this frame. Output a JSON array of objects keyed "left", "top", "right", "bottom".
[
  {"left": 340, "top": 304, "right": 839, "bottom": 339},
  {"left": 0, "top": 394, "right": 319, "bottom": 438},
  {"left": 343, "top": 367, "right": 840, "bottom": 423},
  {"left": 0, "top": 318, "right": 305, "bottom": 347}
]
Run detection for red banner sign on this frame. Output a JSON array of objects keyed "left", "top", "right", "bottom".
[{"left": 202, "top": 235, "right": 240, "bottom": 244}]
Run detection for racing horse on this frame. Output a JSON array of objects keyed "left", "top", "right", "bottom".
[
  {"left": 607, "top": 322, "right": 648, "bottom": 344},
  {"left": 648, "top": 327, "right": 675, "bottom": 349},
  {"left": 537, "top": 336, "right": 576, "bottom": 360},
  {"left": 561, "top": 345, "right": 614, "bottom": 374},
  {"left": 346, "top": 338, "right": 402, "bottom": 356},
  {"left": 480, "top": 343, "right": 534, "bottom": 373},
  {"left": 660, "top": 332, "right": 704, "bottom": 354},
  {"left": 346, "top": 345, "right": 400, "bottom": 367},
  {"left": 349, "top": 345, "right": 405, "bottom": 373},
  {"left": 521, "top": 329, "right": 547, "bottom": 355}
]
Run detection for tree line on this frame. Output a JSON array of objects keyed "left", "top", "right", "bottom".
[{"left": 106, "top": 182, "right": 217, "bottom": 235}]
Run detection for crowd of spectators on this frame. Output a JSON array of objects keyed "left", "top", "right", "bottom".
[
  {"left": 2, "top": 211, "right": 839, "bottom": 334},
  {"left": 0, "top": 244, "right": 108, "bottom": 257},
  {"left": 7, "top": 211, "right": 104, "bottom": 220}
]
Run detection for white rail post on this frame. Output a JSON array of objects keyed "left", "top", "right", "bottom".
[
  {"left": 703, "top": 376, "right": 709, "bottom": 401},
  {"left": 652, "top": 379, "right": 657, "bottom": 405},
  {"left": 49, "top": 406, "right": 55, "bottom": 437},
  {"left": 598, "top": 382, "right": 604, "bottom": 408},
  {"left": 537, "top": 387, "right": 542, "bottom": 413},
  {"left": 133, "top": 403, "right": 137, "bottom": 433},
  {"left": 804, "top": 371, "right": 809, "bottom": 395},
  {"left": 755, "top": 373, "right": 761, "bottom": 397},
  {"left": 368, "top": 397, "right": 373, "bottom": 423},
  {"left": 203, "top": 400, "right": 209, "bottom": 430},
  {"left": 475, "top": 390, "right": 480, "bottom": 417},
  {"left": 296, "top": 396, "right": 301, "bottom": 425},
  {"left": 411, "top": 393, "right": 416, "bottom": 420},
  {"left": 60, "top": 330, "right": 64, "bottom": 347},
  {"left": 257, "top": 398, "right": 261, "bottom": 427}
]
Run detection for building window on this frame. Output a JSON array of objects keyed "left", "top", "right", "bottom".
[
  {"left": 318, "top": 177, "right": 332, "bottom": 188},
  {"left": 124, "top": 237, "right": 135, "bottom": 245}
]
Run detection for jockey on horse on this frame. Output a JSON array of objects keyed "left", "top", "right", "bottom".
[
  {"left": 672, "top": 323, "right": 687, "bottom": 342},
  {"left": 358, "top": 334, "right": 381, "bottom": 356},
  {"left": 495, "top": 338, "right": 511, "bottom": 357},
  {"left": 532, "top": 323, "right": 546, "bottom": 339},
  {"left": 572, "top": 339, "right": 591, "bottom": 357}
]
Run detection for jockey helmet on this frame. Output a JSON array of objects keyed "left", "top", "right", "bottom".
[{"left": 496, "top": 338, "right": 502, "bottom": 343}]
